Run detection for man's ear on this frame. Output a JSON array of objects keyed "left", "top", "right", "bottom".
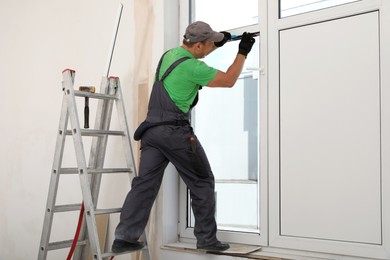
[{"left": 194, "top": 42, "right": 202, "bottom": 50}]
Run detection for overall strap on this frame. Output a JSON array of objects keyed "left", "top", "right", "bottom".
[
  {"left": 154, "top": 51, "right": 190, "bottom": 82},
  {"left": 159, "top": 56, "right": 190, "bottom": 81},
  {"left": 154, "top": 51, "right": 169, "bottom": 81}
]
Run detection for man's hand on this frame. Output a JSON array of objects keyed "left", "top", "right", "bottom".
[
  {"left": 238, "top": 32, "right": 256, "bottom": 57},
  {"left": 215, "top": 31, "right": 232, "bottom": 47}
]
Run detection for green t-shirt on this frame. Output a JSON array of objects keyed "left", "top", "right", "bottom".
[{"left": 158, "top": 47, "right": 217, "bottom": 113}]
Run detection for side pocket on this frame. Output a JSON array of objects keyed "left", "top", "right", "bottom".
[
  {"left": 134, "top": 121, "right": 154, "bottom": 141},
  {"left": 186, "top": 135, "right": 209, "bottom": 178}
]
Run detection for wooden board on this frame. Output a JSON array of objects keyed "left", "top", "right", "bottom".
[{"left": 87, "top": 215, "right": 109, "bottom": 260}]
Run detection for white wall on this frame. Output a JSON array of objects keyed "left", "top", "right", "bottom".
[
  {"left": 2, "top": 1, "right": 390, "bottom": 260},
  {"left": 0, "top": 0, "right": 164, "bottom": 259}
]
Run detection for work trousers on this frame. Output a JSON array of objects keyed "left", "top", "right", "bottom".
[{"left": 114, "top": 124, "right": 218, "bottom": 247}]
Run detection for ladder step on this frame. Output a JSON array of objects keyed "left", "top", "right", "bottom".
[
  {"left": 95, "top": 208, "right": 122, "bottom": 215},
  {"left": 60, "top": 168, "right": 133, "bottom": 174},
  {"left": 74, "top": 90, "right": 118, "bottom": 100},
  {"left": 65, "top": 129, "right": 125, "bottom": 136},
  {"left": 54, "top": 204, "right": 122, "bottom": 215},
  {"left": 47, "top": 239, "right": 87, "bottom": 250},
  {"left": 54, "top": 203, "right": 82, "bottom": 212}
]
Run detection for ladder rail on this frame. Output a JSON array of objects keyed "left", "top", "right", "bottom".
[
  {"left": 63, "top": 70, "right": 103, "bottom": 259},
  {"left": 113, "top": 77, "right": 137, "bottom": 177},
  {"left": 38, "top": 81, "right": 70, "bottom": 260}
]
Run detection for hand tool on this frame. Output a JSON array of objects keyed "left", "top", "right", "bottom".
[
  {"left": 229, "top": 31, "right": 260, "bottom": 41},
  {"left": 79, "top": 86, "right": 96, "bottom": 128}
]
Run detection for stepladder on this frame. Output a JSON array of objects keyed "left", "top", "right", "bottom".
[{"left": 38, "top": 69, "right": 151, "bottom": 260}]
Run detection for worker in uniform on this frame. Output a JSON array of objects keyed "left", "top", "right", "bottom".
[{"left": 112, "top": 21, "right": 256, "bottom": 253}]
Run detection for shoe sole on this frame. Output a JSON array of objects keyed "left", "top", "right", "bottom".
[
  {"left": 112, "top": 244, "right": 144, "bottom": 254},
  {"left": 197, "top": 246, "right": 230, "bottom": 251}
]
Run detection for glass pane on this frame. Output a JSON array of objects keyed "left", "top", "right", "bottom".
[
  {"left": 193, "top": 0, "right": 258, "bottom": 30},
  {"left": 189, "top": 37, "right": 260, "bottom": 233},
  {"left": 280, "top": 0, "right": 361, "bottom": 18}
]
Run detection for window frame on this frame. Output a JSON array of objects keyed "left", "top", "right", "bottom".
[
  {"left": 268, "top": 0, "right": 390, "bottom": 259},
  {"left": 279, "top": 0, "right": 362, "bottom": 18},
  {"left": 178, "top": 0, "right": 268, "bottom": 246},
  {"left": 172, "top": 0, "right": 390, "bottom": 259}
]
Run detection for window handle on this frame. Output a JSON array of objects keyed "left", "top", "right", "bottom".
[{"left": 246, "top": 67, "right": 264, "bottom": 75}]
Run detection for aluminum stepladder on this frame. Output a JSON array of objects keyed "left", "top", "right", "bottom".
[{"left": 38, "top": 69, "right": 151, "bottom": 260}]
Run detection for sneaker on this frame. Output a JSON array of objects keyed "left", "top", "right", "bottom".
[
  {"left": 111, "top": 239, "right": 144, "bottom": 253},
  {"left": 197, "top": 241, "right": 230, "bottom": 251}
]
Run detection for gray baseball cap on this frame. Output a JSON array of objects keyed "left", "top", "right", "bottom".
[{"left": 183, "top": 21, "right": 224, "bottom": 43}]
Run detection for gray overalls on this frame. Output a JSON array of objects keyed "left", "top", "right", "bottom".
[{"left": 115, "top": 52, "right": 218, "bottom": 247}]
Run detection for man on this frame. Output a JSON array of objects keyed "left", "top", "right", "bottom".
[{"left": 112, "top": 21, "right": 255, "bottom": 253}]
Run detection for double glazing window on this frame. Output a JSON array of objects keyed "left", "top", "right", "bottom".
[
  {"left": 186, "top": 0, "right": 260, "bottom": 235},
  {"left": 280, "top": 0, "right": 361, "bottom": 17},
  {"left": 182, "top": 0, "right": 362, "bottom": 244}
]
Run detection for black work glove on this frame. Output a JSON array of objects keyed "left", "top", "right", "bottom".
[
  {"left": 214, "top": 31, "right": 231, "bottom": 47},
  {"left": 238, "top": 32, "right": 256, "bottom": 57}
]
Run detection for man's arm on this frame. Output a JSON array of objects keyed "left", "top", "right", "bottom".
[
  {"left": 207, "top": 54, "right": 246, "bottom": 88},
  {"left": 206, "top": 32, "right": 256, "bottom": 88}
]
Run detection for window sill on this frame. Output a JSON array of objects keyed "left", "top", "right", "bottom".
[
  {"left": 161, "top": 242, "right": 281, "bottom": 260},
  {"left": 162, "top": 242, "right": 336, "bottom": 260}
]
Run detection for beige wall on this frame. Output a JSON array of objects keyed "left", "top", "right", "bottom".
[{"left": 0, "top": 0, "right": 164, "bottom": 259}]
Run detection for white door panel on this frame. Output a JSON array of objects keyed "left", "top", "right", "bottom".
[{"left": 279, "top": 12, "right": 381, "bottom": 244}]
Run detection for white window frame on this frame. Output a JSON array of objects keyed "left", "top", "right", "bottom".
[
  {"left": 268, "top": 0, "right": 390, "bottom": 259},
  {"left": 178, "top": 0, "right": 268, "bottom": 247},
  {"left": 175, "top": 0, "right": 390, "bottom": 259}
]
